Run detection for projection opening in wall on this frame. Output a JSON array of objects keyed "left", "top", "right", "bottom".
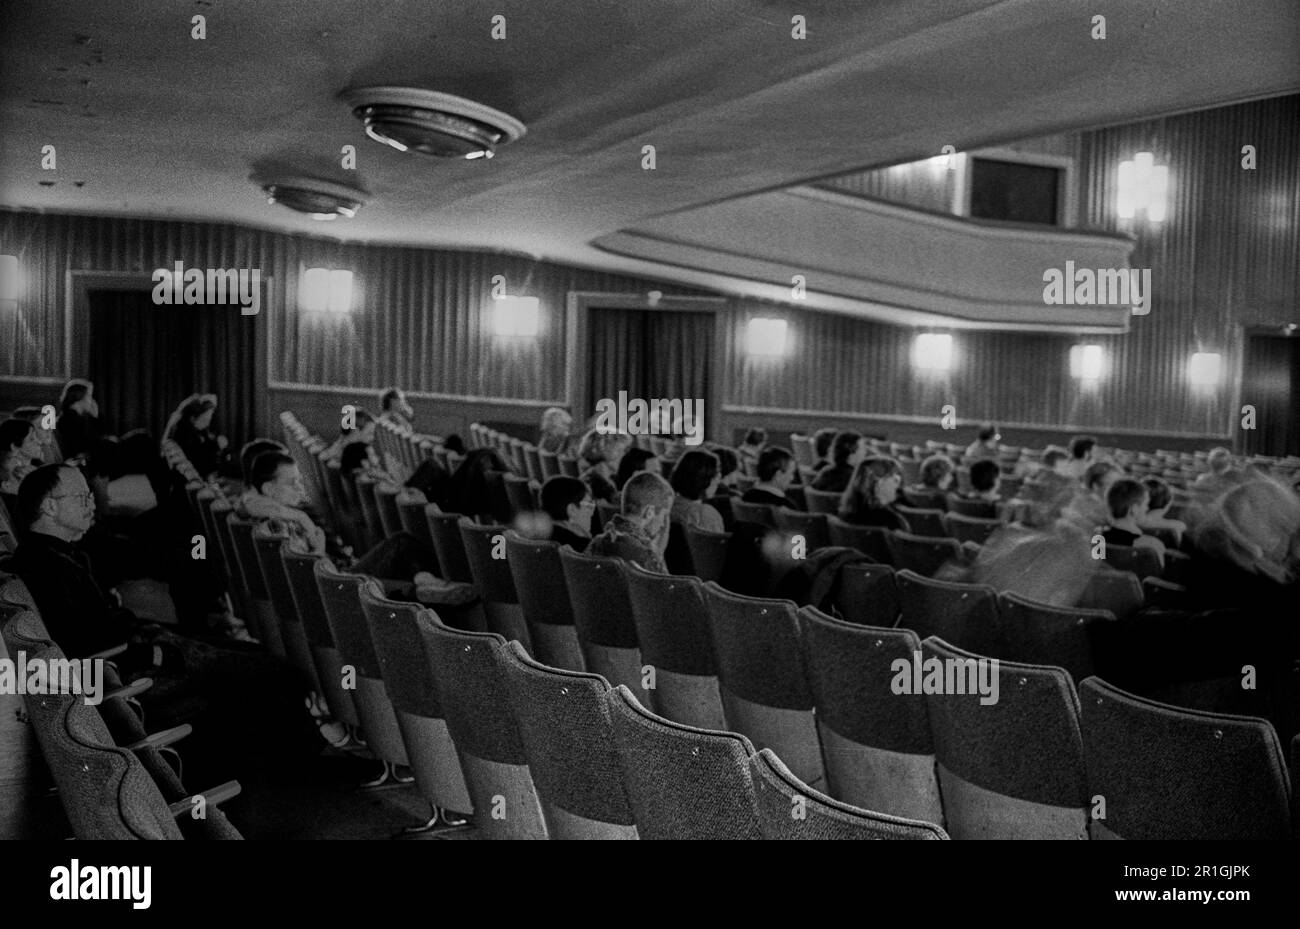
[{"left": 746, "top": 318, "right": 788, "bottom": 357}]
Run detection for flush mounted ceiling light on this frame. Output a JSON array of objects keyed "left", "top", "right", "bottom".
[
  {"left": 254, "top": 174, "right": 367, "bottom": 220},
  {"left": 340, "top": 86, "right": 526, "bottom": 159}
]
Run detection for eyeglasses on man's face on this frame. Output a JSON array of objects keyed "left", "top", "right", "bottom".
[{"left": 51, "top": 491, "right": 95, "bottom": 506}]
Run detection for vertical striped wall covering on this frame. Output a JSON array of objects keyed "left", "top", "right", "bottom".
[{"left": 2, "top": 96, "right": 1296, "bottom": 442}]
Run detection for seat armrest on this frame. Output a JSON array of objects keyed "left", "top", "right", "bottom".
[
  {"left": 126, "top": 723, "right": 193, "bottom": 752},
  {"left": 105, "top": 677, "right": 153, "bottom": 702},
  {"left": 168, "top": 780, "right": 242, "bottom": 818}
]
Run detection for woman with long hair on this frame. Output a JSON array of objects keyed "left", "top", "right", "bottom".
[
  {"left": 838, "top": 456, "right": 910, "bottom": 531},
  {"left": 163, "top": 393, "right": 228, "bottom": 478}
]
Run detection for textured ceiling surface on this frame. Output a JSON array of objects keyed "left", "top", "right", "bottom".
[{"left": 1, "top": 0, "right": 1297, "bottom": 283}]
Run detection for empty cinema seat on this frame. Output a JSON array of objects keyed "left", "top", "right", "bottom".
[
  {"left": 605, "top": 685, "right": 763, "bottom": 841},
  {"left": 922, "top": 637, "right": 1089, "bottom": 840},
  {"left": 559, "top": 547, "right": 644, "bottom": 694},
  {"left": 503, "top": 532, "right": 584, "bottom": 671},
  {"left": 750, "top": 749, "right": 948, "bottom": 840},
  {"left": 895, "top": 569, "right": 1002, "bottom": 657}
]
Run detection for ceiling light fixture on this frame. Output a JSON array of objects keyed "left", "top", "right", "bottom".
[
  {"left": 340, "top": 86, "right": 526, "bottom": 160},
  {"left": 254, "top": 174, "right": 368, "bottom": 220}
]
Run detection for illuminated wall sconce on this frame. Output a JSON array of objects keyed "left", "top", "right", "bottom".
[
  {"left": 491, "top": 294, "right": 540, "bottom": 337},
  {"left": 1069, "top": 343, "right": 1105, "bottom": 381},
  {"left": 300, "top": 267, "right": 354, "bottom": 314},
  {"left": 0, "top": 255, "right": 18, "bottom": 302},
  {"left": 1187, "top": 352, "right": 1223, "bottom": 388},
  {"left": 1117, "top": 151, "right": 1169, "bottom": 223},
  {"left": 913, "top": 332, "right": 953, "bottom": 372},
  {"left": 745, "top": 317, "right": 788, "bottom": 357}
]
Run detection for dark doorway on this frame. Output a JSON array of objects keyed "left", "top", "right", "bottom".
[
  {"left": 1240, "top": 330, "right": 1300, "bottom": 457},
  {"left": 585, "top": 307, "right": 715, "bottom": 438},
  {"left": 86, "top": 288, "right": 260, "bottom": 449}
]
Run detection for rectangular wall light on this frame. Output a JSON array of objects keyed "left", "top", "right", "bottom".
[
  {"left": 1188, "top": 352, "right": 1223, "bottom": 388},
  {"left": 1069, "top": 343, "right": 1104, "bottom": 381},
  {"left": 491, "top": 295, "right": 540, "bottom": 337},
  {"left": 0, "top": 255, "right": 18, "bottom": 301},
  {"left": 913, "top": 333, "right": 953, "bottom": 371},
  {"left": 746, "top": 317, "right": 788, "bottom": 357},
  {"left": 300, "top": 267, "right": 353, "bottom": 313}
]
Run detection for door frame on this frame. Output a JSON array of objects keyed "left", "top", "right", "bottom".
[{"left": 565, "top": 292, "right": 729, "bottom": 438}]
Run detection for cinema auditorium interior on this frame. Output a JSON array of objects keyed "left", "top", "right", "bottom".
[{"left": 1, "top": 0, "right": 1298, "bottom": 849}]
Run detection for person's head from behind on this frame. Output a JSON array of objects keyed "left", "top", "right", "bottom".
[
  {"left": 670, "top": 450, "right": 720, "bottom": 502},
  {"left": 0, "top": 418, "right": 41, "bottom": 462},
  {"left": 620, "top": 472, "right": 675, "bottom": 551},
  {"left": 614, "top": 447, "right": 658, "bottom": 488},
  {"left": 240, "top": 439, "right": 288, "bottom": 485},
  {"left": 18, "top": 464, "right": 95, "bottom": 540},
  {"left": 831, "top": 431, "right": 866, "bottom": 470},
  {"left": 540, "top": 407, "right": 573, "bottom": 439},
  {"left": 250, "top": 452, "right": 304, "bottom": 507},
  {"left": 710, "top": 445, "right": 740, "bottom": 487},
  {"left": 343, "top": 408, "right": 376, "bottom": 443},
  {"left": 1085, "top": 460, "right": 1122, "bottom": 498},
  {"left": 1069, "top": 435, "right": 1098, "bottom": 464},
  {"left": 742, "top": 428, "right": 767, "bottom": 449},
  {"left": 578, "top": 430, "right": 631, "bottom": 469},
  {"left": 919, "top": 454, "right": 954, "bottom": 490},
  {"left": 1042, "top": 446, "right": 1070, "bottom": 475},
  {"left": 756, "top": 446, "right": 796, "bottom": 489},
  {"left": 60, "top": 379, "right": 96, "bottom": 416},
  {"left": 541, "top": 476, "right": 594, "bottom": 535},
  {"left": 846, "top": 456, "right": 904, "bottom": 510},
  {"left": 443, "top": 434, "right": 467, "bottom": 457},
  {"left": 977, "top": 423, "right": 1000, "bottom": 446},
  {"left": 177, "top": 393, "right": 218, "bottom": 433},
  {"left": 1207, "top": 447, "right": 1232, "bottom": 475},
  {"left": 970, "top": 459, "right": 1001, "bottom": 496},
  {"left": 380, "top": 387, "right": 413, "bottom": 420},
  {"left": 1142, "top": 476, "right": 1173, "bottom": 517},
  {"left": 1107, "top": 478, "right": 1149, "bottom": 523},
  {"left": 813, "top": 428, "right": 836, "bottom": 462}
]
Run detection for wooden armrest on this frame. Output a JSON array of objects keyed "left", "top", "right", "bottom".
[
  {"left": 105, "top": 678, "right": 153, "bottom": 702},
  {"left": 126, "top": 723, "right": 192, "bottom": 752},
  {"left": 377, "top": 578, "right": 410, "bottom": 597},
  {"left": 168, "top": 780, "right": 242, "bottom": 817},
  {"left": 88, "top": 642, "right": 129, "bottom": 660}
]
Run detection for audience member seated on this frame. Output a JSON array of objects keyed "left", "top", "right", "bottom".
[
  {"left": 811, "top": 427, "right": 836, "bottom": 472},
  {"left": 539, "top": 475, "right": 594, "bottom": 552},
  {"left": 163, "top": 393, "right": 231, "bottom": 479},
  {"left": 1102, "top": 478, "right": 1167, "bottom": 567},
  {"left": 1138, "top": 475, "right": 1188, "bottom": 543},
  {"left": 402, "top": 457, "right": 455, "bottom": 512},
  {"left": 10, "top": 462, "right": 321, "bottom": 778},
  {"left": 1, "top": 417, "right": 46, "bottom": 471},
  {"left": 378, "top": 386, "right": 415, "bottom": 431},
  {"left": 708, "top": 444, "right": 743, "bottom": 496},
  {"left": 1191, "top": 446, "right": 1239, "bottom": 499},
  {"left": 811, "top": 430, "right": 866, "bottom": 493},
  {"left": 908, "top": 454, "right": 954, "bottom": 509},
  {"left": 736, "top": 428, "right": 767, "bottom": 477},
  {"left": 964, "top": 422, "right": 1000, "bottom": 461},
  {"left": 56, "top": 378, "right": 165, "bottom": 491},
  {"left": 587, "top": 471, "right": 674, "bottom": 573},
  {"left": 742, "top": 446, "right": 801, "bottom": 509},
  {"left": 9, "top": 406, "right": 62, "bottom": 465},
  {"left": 537, "top": 406, "right": 575, "bottom": 455},
  {"left": 959, "top": 459, "right": 1003, "bottom": 514},
  {"left": 448, "top": 447, "right": 512, "bottom": 521},
  {"left": 1060, "top": 460, "right": 1122, "bottom": 531},
  {"left": 837, "top": 456, "right": 910, "bottom": 531},
  {"left": 1066, "top": 434, "right": 1099, "bottom": 480},
  {"left": 1, "top": 447, "right": 31, "bottom": 526},
  {"left": 668, "top": 450, "right": 725, "bottom": 533},
  {"left": 576, "top": 430, "right": 632, "bottom": 504},
  {"left": 242, "top": 451, "right": 440, "bottom": 597},
  {"left": 614, "top": 447, "right": 659, "bottom": 490},
  {"left": 323, "top": 407, "right": 379, "bottom": 475}
]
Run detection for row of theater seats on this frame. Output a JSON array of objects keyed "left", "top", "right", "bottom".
[
  {"left": 235, "top": 415, "right": 1299, "bottom": 839},
  {"left": 0, "top": 581, "right": 244, "bottom": 839}
]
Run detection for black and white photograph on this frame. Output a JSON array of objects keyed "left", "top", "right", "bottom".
[{"left": 0, "top": 0, "right": 1297, "bottom": 903}]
